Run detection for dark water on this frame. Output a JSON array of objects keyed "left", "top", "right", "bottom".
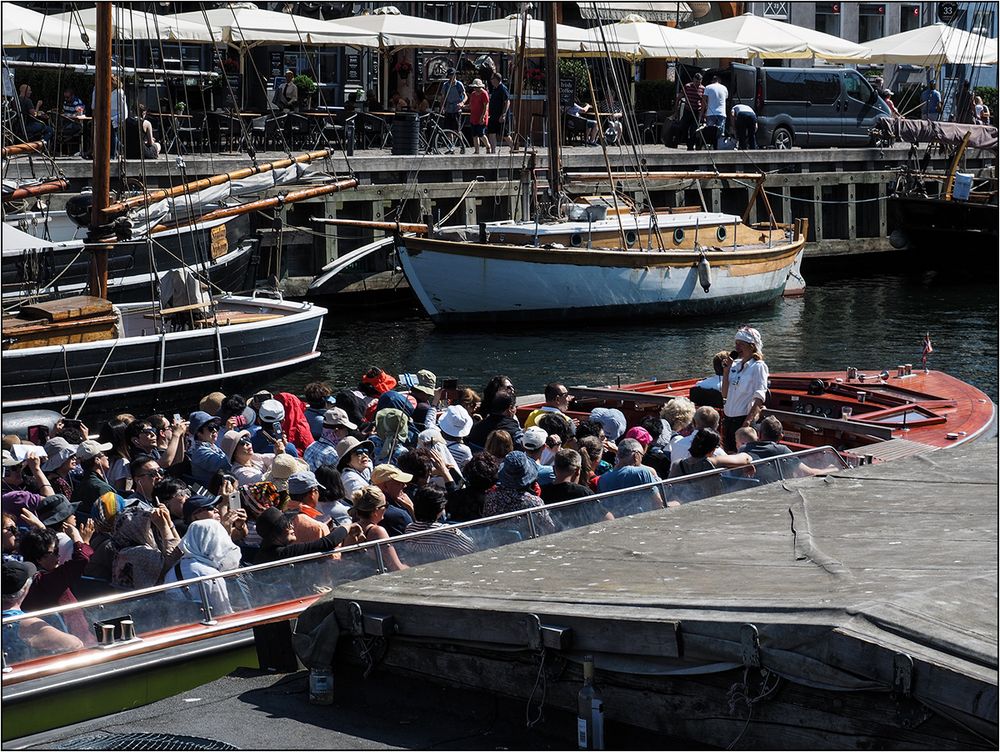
[{"left": 271, "top": 272, "right": 999, "bottom": 403}]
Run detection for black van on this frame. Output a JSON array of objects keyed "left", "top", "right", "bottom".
[{"left": 708, "top": 63, "right": 892, "bottom": 148}]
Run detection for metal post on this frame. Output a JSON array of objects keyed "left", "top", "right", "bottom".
[
  {"left": 526, "top": 511, "right": 538, "bottom": 539},
  {"left": 197, "top": 582, "right": 218, "bottom": 625},
  {"left": 374, "top": 542, "right": 387, "bottom": 574}
]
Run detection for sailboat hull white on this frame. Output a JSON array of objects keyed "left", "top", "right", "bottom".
[{"left": 398, "top": 236, "right": 805, "bottom": 324}]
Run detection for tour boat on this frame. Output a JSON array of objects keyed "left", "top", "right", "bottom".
[{"left": 517, "top": 366, "right": 997, "bottom": 461}]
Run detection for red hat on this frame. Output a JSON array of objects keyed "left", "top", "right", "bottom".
[
  {"left": 361, "top": 367, "right": 397, "bottom": 395},
  {"left": 624, "top": 426, "right": 653, "bottom": 448}
]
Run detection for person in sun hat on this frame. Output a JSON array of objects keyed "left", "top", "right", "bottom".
[
  {"left": 281, "top": 470, "right": 330, "bottom": 542},
  {"left": 199, "top": 391, "right": 227, "bottom": 417},
  {"left": 410, "top": 369, "right": 438, "bottom": 432},
  {"left": 466, "top": 77, "right": 491, "bottom": 155},
  {"left": 250, "top": 399, "right": 299, "bottom": 457},
  {"left": 370, "top": 464, "right": 414, "bottom": 536},
  {"left": 69, "top": 439, "right": 116, "bottom": 519},
  {"left": 2, "top": 559, "right": 85, "bottom": 659},
  {"left": 188, "top": 411, "right": 231, "bottom": 488},
  {"left": 438, "top": 405, "right": 474, "bottom": 470},
  {"left": 372, "top": 408, "right": 410, "bottom": 466},
  {"left": 336, "top": 436, "right": 375, "bottom": 499},
  {"left": 304, "top": 408, "right": 355, "bottom": 472},
  {"left": 262, "top": 454, "right": 308, "bottom": 493},
  {"left": 721, "top": 325, "right": 768, "bottom": 453},
  {"left": 40, "top": 437, "right": 78, "bottom": 499},
  {"left": 359, "top": 367, "right": 398, "bottom": 422},
  {"left": 225, "top": 428, "right": 282, "bottom": 486},
  {"left": 484, "top": 451, "right": 555, "bottom": 533},
  {"left": 518, "top": 426, "right": 556, "bottom": 486}
]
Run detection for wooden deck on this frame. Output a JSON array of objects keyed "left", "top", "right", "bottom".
[{"left": 296, "top": 439, "right": 999, "bottom": 749}]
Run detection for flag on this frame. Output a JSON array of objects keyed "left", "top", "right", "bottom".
[{"left": 921, "top": 333, "right": 933, "bottom": 368}]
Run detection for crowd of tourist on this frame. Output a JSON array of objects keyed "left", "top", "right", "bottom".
[{"left": 3, "top": 325, "right": 815, "bottom": 657}]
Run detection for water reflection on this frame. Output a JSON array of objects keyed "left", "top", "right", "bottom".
[{"left": 276, "top": 273, "right": 997, "bottom": 401}]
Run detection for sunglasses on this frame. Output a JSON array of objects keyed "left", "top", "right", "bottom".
[
  {"left": 139, "top": 468, "right": 165, "bottom": 478},
  {"left": 2, "top": 526, "right": 17, "bottom": 535},
  {"left": 353, "top": 447, "right": 370, "bottom": 456}
]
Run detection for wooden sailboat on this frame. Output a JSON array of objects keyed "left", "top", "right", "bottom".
[
  {"left": 385, "top": 6, "right": 807, "bottom": 324},
  {"left": 0, "top": 6, "right": 351, "bottom": 417}
]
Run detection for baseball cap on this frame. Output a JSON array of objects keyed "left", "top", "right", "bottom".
[
  {"left": 520, "top": 426, "right": 548, "bottom": 451},
  {"left": 75, "top": 439, "right": 113, "bottom": 462},
  {"left": 371, "top": 464, "right": 414, "bottom": 485},
  {"left": 258, "top": 399, "right": 285, "bottom": 423},
  {"left": 322, "top": 407, "right": 357, "bottom": 430},
  {"left": 183, "top": 494, "right": 220, "bottom": 522},
  {"left": 2, "top": 559, "right": 36, "bottom": 595},
  {"left": 287, "top": 470, "right": 324, "bottom": 495}
]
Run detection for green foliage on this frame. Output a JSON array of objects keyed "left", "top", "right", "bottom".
[
  {"left": 292, "top": 74, "right": 317, "bottom": 93},
  {"left": 558, "top": 59, "right": 590, "bottom": 101},
  {"left": 634, "top": 79, "right": 675, "bottom": 112}
]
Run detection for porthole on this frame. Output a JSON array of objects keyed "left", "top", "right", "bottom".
[
  {"left": 570, "top": 233, "right": 583, "bottom": 247},
  {"left": 672, "top": 228, "right": 685, "bottom": 245},
  {"left": 624, "top": 230, "right": 638, "bottom": 247},
  {"left": 716, "top": 226, "right": 727, "bottom": 242}
]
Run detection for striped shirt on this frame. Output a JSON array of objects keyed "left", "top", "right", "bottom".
[{"left": 403, "top": 521, "right": 477, "bottom": 560}]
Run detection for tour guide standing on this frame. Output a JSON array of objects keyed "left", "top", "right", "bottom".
[
  {"left": 721, "top": 326, "right": 768, "bottom": 453},
  {"left": 440, "top": 68, "right": 466, "bottom": 133}
]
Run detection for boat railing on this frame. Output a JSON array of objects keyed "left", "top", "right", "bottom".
[{"left": 2, "top": 446, "right": 847, "bottom": 672}]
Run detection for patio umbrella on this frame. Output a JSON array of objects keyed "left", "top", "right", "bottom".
[
  {"left": 455, "top": 14, "right": 590, "bottom": 54},
  {"left": 1, "top": 4, "right": 89, "bottom": 50},
  {"left": 578, "top": 13, "right": 751, "bottom": 59},
  {"left": 173, "top": 6, "right": 378, "bottom": 48},
  {"left": 50, "top": 6, "right": 217, "bottom": 43},
  {"left": 691, "top": 13, "right": 869, "bottom": 61},
  {"left": 334, "top": 7, "right": 510, "bottom": 51},
  {"left": 860, "top": 23, "right": 998, "bottom": 66}
]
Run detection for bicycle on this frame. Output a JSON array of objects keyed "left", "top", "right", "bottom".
[{"left": 418, "top": 112, "right": 467, "bottom": 155}]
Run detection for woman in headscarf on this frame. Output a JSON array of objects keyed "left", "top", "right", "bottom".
[
  {"left": 273, "top": 392, "right": 314, "bottom": 456},
  {"left": 483, "top": 451, "right": 555, "bottom": 534},
  {"left": 371, "top": 408, "right": 409, "bottom": 466},
  {"left": 721, "top": 325, "right": 768, "bottom": 453},
  {"left": 163, "top": 519, "right": 244, "bottom": 616},
  {"left": 111, "top": 506, "right": 181, "bottom": 589}
]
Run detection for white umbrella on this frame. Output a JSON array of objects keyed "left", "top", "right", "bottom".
[
  {"left": 579, "top": 13, "right": 751, "bottom": 59},
  {"left": 691, "top": 13, "right": 870, "bottom": 61},
  {"left": 173, "top": 6, "right": 378, "bottom": 48},
  {"left": 50, "top": 6, "right": 217, "bottom": 43},
  {"left": 335, "top": 7, "right": 509, "bottom": 51},
  {"left": 1, "top": 4, "right": 89, "bottom": 50},
  {"left": 455, "top": 14, "right": 590, "bottom": 54},
  {"left": 860, "top": 23, "right": 998, "bottom": 66}
]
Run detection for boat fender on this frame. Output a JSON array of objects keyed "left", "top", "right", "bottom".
[
  {"left": 888, "top": 230, "right": 908, "bottom": 250},
  {"left": 697, "top": 254, "right": 712, "bottom": 293}
]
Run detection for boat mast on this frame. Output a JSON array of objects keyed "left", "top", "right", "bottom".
[
  {"left": 87, "top": 2, "right": 113, "bottom": 298},
  {"left": 544, "top": 2, "right": 562, "bottom": 208}
]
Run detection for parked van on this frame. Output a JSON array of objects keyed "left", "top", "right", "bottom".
[{"left": 713, "top": 64, "right": 892, "bottom": 148}]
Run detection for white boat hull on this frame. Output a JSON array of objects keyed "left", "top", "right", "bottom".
[{"left": 399, "top": 235, "right": 805, "bottom": 324}]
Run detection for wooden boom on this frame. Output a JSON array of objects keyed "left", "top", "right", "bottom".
[
  {"left": 3, "top": 180, "right": 70, "bottom": 202},
  {"left": 1, "top": 141, "right": 46, "bottom": 158},
  {"left": 101, "top": 148, "right": 340, "bottom": 217}
]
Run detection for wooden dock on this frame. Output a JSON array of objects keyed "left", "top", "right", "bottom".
[{"left": 295, "top": 439, "right": 998, "bottom": 749}]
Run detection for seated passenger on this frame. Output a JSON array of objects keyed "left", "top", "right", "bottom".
[
  {"left": 2, "top": 560, "right": 84, "bottom": 661},
  {"left": 401, "top": 486, "right": 476, "bottom": 562},
  {"left": 349, "top": 486, "right": 408, "bottom": 572},
  {"left": 597, "top": 438, "right": 664, "bottom": 516},
  {"left": 163, "top": 518, "right": 244, "bottom": 617},
  {"left": 670, "top": 406, "right": 726, "bottom": 473}
]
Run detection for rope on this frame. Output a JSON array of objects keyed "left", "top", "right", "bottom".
[{"left": 71, "top": 331, "right": 122, "bottom": 420}]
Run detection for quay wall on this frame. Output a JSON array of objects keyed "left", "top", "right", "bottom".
[{"left": 26, "top": 146, "right": 996, "bottom": 291}]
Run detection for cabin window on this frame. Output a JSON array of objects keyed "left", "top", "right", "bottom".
[
  {"left": 716, "top": 226, "right": 727, "bottom": 242},
  {"left": 624, "top": 230, "right": 638, "bottom": 248},
  {"left": 570, "top": 233, "right": 583, "bottom": 247},
  {"left": 672, "top": 228, "right": 685, "bottom": 245}
]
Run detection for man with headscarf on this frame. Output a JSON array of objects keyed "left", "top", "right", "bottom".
[{"left": 721, "top": 325, "right": 769, "bottom": 453}]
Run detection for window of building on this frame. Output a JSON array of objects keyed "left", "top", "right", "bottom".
[
  {"left": 858, "top": 4, "right": 885, "bottom": 44},
  {"left": 900, "top": 4, "right": 921, "bottom": 33},
  {"left": 815, "top": 2, "right": 841, "bottom": 37},
  {"left": 971, "top": 8, "right": 995, "bottom": 36},
  {"left": 761, "top": 2, "right": 789, "bottom": 20}
]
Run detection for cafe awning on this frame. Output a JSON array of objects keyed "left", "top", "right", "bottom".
[
  {"left": 456, "top": 15, "right": 591, "bottom": 54},
  {"left": 1, "top": 4, "right": 90, "bottom": 50},
  {"left": 50, "top": 6, "right": 217, "bottom": 43},
  {"left": 172, "top": 6, "right": 379, "bottom": 48},
  {"left": 335, "top": 7, "right": 511, "bottom": 51},
  {"left": 578, "top": 2, "right": 692, "bottom": 24},
  {"left": 690, "top": 12, "right": 869, "bottom": 61},
  {"left": 579, "top": 13, "right": 750, "bottom": 59},
  {"left": 859, "top": 23, "right": 999, "bottom": 66}
]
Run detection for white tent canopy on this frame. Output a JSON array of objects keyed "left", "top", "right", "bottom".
[
  {"left": 455, "top": 15, "right": 590, "bottom": 54},
  {"left": 691, "top": 13, "right": 870, "bottom": 61},
  {"left": 172, "top": 6, "right": 379, "bottom": 48},
  {"left": 50, "top": 6, "right": 216, "bottom": 43},
  {"left": 579, "top": 13, "right": 751, "bottom": 59},
  {"left": 859, "top": 23, "right": 999, "bottom": 66},
  {"left": 1, "top": 4, "right": 90, "bottom": 50},
  {"left": 334, "top": 7, "right": 510, "bottom": 51}
]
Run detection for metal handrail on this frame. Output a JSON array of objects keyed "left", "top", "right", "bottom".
[{"left": 1, "top": 446, "right": 846, "bottom": 627}]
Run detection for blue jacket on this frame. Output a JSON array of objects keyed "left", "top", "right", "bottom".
[{"left": 190, "top": 440, "right": 232, "bottom": 487}]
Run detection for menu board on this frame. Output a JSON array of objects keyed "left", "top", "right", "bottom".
[
  {"left": 560, "top": 76, "right": 576, "bottom": 106},
  {"left": 346, "top": 53, "right": 361, "bottom": 84},
  {"left": 270, "top": 51, "right": 285, "bottom": 77}
]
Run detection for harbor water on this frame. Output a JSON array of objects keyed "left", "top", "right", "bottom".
[{"left": 273, "top": 271, "right": 998, "bottom": 403}]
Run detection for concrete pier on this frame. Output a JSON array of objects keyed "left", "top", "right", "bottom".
[{"left": 294, "top": 438, "right": 998, "bottom": 749}]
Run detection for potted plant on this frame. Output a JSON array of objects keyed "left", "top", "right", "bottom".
[{"left": 293, "top": 73, "right": 318, "bottom": 110}]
